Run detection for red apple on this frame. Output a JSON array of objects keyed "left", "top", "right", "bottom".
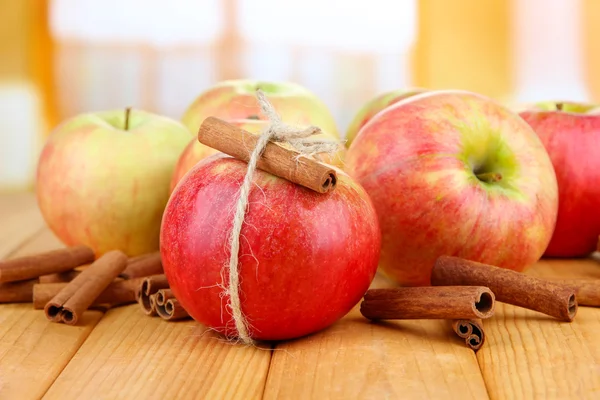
[
  {"left": 171, "top": 119, "right": 346, "bottom": 192},
  {"left": 345, "top": 90, "right": 558, "bottom": 286},
  {"left": 345, "top": 88, "right": 427, "bottom": 148},
  {"left": 519, "top": 101, "right": 600, "bottom": 257},
  {"left": 160, "top": 153, "right": 381, "bottom": 341},
  {"left": 37, "top": 108, "right": 191, "bottom": 256}
]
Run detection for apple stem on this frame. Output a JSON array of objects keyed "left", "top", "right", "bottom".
[
  {"left": 476, "top": 172, "right": 503, "bottom": 183},
  {"left": 124, "top": 107, "right": 132, "bottom": 131}
]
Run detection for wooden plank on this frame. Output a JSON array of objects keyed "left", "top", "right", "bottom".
[
  {"left": 43, "top": 305, "right": 272, "bottom": 399},
  {"left": 0, "top": 192, "right": 47, "bottom": 259},
  {"left": 263, "top": 275, "right": 489, "bottom": 399},
  {"left": 0, "top": 218, "right": 103, "bottom": 400},
  {"left": 477, "top": 259, "right": 600, "bottom": 399}
]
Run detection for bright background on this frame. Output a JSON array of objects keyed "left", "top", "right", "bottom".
[{"left": 1, "top": 0, "right": 599, "bottom": 190}]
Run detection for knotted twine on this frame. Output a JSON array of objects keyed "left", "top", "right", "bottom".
[{"left": 225, "top": 89, "right": 340, "bottom": 344}]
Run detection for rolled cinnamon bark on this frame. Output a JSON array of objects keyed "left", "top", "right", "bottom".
[
  {"left": 44, "top": 250, "right": 128, "bottom": 325},
  {"left": 452, "top": 319, "right": 485, "bottom": 351},
  {"left": 431, "top": 256, "right": 578, "bottom": 322},
  {"left": 552, "top": 279, "right": 600, "bottom": 307},
  {"left": 198, "top": 117, "right": 337, "bottom": 193},
  {"left": 360, "top": 286, "right": 495, "bottom": 320},
  {"left": 0, "top": 246, "right": 95, "bottom": 283},
  {"left": 33, "top": 278, "right": 142, "bottom": 309},
  {"left": 0, "top": 279, "right": 37, "bottom": 303},
  {"left": 154, "top": 288, "right": 190, "bottom": 321},
  {"left": 120, "top": 252, "right": 163, "bottom": 279},
  {"left": 39, "top": 270, "right": 81, "bottom": 284},
  {"left": 137, "top": 274, "right": 169, "bottom": 316}
]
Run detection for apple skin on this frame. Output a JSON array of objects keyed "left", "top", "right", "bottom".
[
  {"left": 160, "top": 153, "right": 381, "bottom": 341},
  {"left": 519, "top": 102, "right": 600, "bottom": 257},
  {"left": 36, "top": 109, "right": 192, "bottom": 256},
  {"left": 182, "top": 79, "right": 340, "bottom": 140},
  {"left": 170, "top": 118, "right": 346, "bottom": 192},
  {"left": 345, "top": 90, "right": 558, "bottom": 286},
  {"left": 345, "top": 88, "right": 427, "bottom": 148}
]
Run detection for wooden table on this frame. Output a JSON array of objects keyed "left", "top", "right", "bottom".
[{"left": 1, "top": 192, "right": 599, "bottom": 399}]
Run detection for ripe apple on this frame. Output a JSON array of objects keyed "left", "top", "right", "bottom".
[
  {"left": 181, "top": 79, "right": 340, "bottom": 140},
  {"left": 37, "top": 108, "right": 192, "bottom": 256},
  {"left": 170, "top": 118, "right": 346, "bottom": 192},
  {"left": 345, "top": 88, "right": 427, "bottom": 148},
  {"left": 345, "top": 90, "right": 558, "bottom": 286},
  {"left": 160, "top": 153, "right": 381, "bottom": 341},
  {"left": 519, "top": 101, "right": 600, "bottom": 257}
]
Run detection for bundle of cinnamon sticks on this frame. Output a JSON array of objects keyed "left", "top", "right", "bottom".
[
  {"left": 361, "top": 255, "right": 600, "bottom": 351},
  {"left": 0, "top": 245, "right": 189, "bottom": 325}
]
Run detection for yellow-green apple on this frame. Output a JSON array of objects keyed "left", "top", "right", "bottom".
[
  {"left": 170, "top": 118, "right": 346, "bottom": 192},
  {"left": 36, "top": 108, "right": 191, "bottom": 256},
  {"left": 160, "top": 153, "right": 381, "bottom": 341},
  {"left": 345, "top": 90, "right": 559, "bottom": 286},
  {"left": 519, "top": 101, "right": 600, "bottom": 257},
  {"left": 345, "top": 88, "right": 427, "bottom": 148}
]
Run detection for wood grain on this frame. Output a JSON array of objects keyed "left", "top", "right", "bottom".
[
  {"left": 43, "top": 304, "right": 272, "bottom": 399},
  {"left": 263, "top": 275, "right": 489, "bottom": 399},
  {"left": 0, "top": 192, "right": 46, "bottom": 259},
  {"left": 0, "top": 196, "right": 103, "bottom": 400},
  {"left": 477, "top": 259, "right": 600, "bottom": 399}
]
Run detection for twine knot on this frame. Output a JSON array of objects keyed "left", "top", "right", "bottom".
[{"left": 225, "top": 89, "right": 340, "bottom": 344}]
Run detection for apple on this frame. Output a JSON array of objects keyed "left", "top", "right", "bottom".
[
  {"left": 345, "top": 90, "right": 558, "bottom": 286},
  {"left": 519, "top": 101, "right": 600, "bottom": 257},
  {"left": 160, "top": 153, "right": 381, "bottom": 341},
  {"left": 345, "top": 88, "right": 427, "bottom": 148},
  {"left": 36, "top": 108, "right": 192, "bottom": 256},
  {"left": 170, "top": 118, "right": 346, "bottom": 192},
  {"left": 181, "top": 79, "right": 340, "bottom": 142}
]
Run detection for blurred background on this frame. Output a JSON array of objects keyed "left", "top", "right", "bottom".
[{"left": 1, "top": 0, "right": 599, "bottom": 191}]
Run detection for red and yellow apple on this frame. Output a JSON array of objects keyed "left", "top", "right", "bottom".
[
  {"left": 519, "top": 101, "right": 600, "bottom": 257},
  {"left": 345, "top": 88, "right": 426, "bottom": 148},
  {"left": 181, "top": 79, "right": 340, "bottom": 139},
  {"left": 37, "top": 109, "right": 191, "bottom": 256},
  {"left": 345, "top": 90, "right": 558, "bottom": 286},
  {"left": 160, "top": 153, "right": 381, "bottom": 341}
]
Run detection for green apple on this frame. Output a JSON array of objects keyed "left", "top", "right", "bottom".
[
  {"left": 345, "top": 88, "right": 427, "bottom": 148},
  {"left": 36, "top": 108, "right": 192, "bottom": 256}
]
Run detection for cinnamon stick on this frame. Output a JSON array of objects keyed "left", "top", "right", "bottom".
[
  {"left": 33, "top": 278, "right": 142, "bottom": 309},
  {"left": 452, "top": 319, "right": 485, "bottom": 351},
  {"left": 0, "top": 245, "right": 95, "bottom": 283},
  {"left": 120, "top": 252, "right": 163, "bottom": 279},
  {"left": 550, "top": 279, "right": 600, "bottom": 307},
  {"left": 0, "top": 279, "right": 37, "bottom": 303},
  {"left": 44, "top": 250, "right": 128, "bottom": 325},
  {"left": 431, "top": 256, "right": 578, "bottom": 322},
  {"left": 154, "top": 288, "right": 190, "bottom": 321},
  {"left": 137, "top": 274, "right": 169, "bottom": 316},
  {"left": 39, "top": 270, "right": 81, "bottom": 283},
  {"left": 360, "top": 286, "right": 495, "bottom": 320},
  {"left": 197, "top": 116, "right": 337, "bottom": 193}
]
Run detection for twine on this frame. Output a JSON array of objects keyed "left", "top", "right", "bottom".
[{"left": 225, "top": 89, "right": 339, "bottom": 344}]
